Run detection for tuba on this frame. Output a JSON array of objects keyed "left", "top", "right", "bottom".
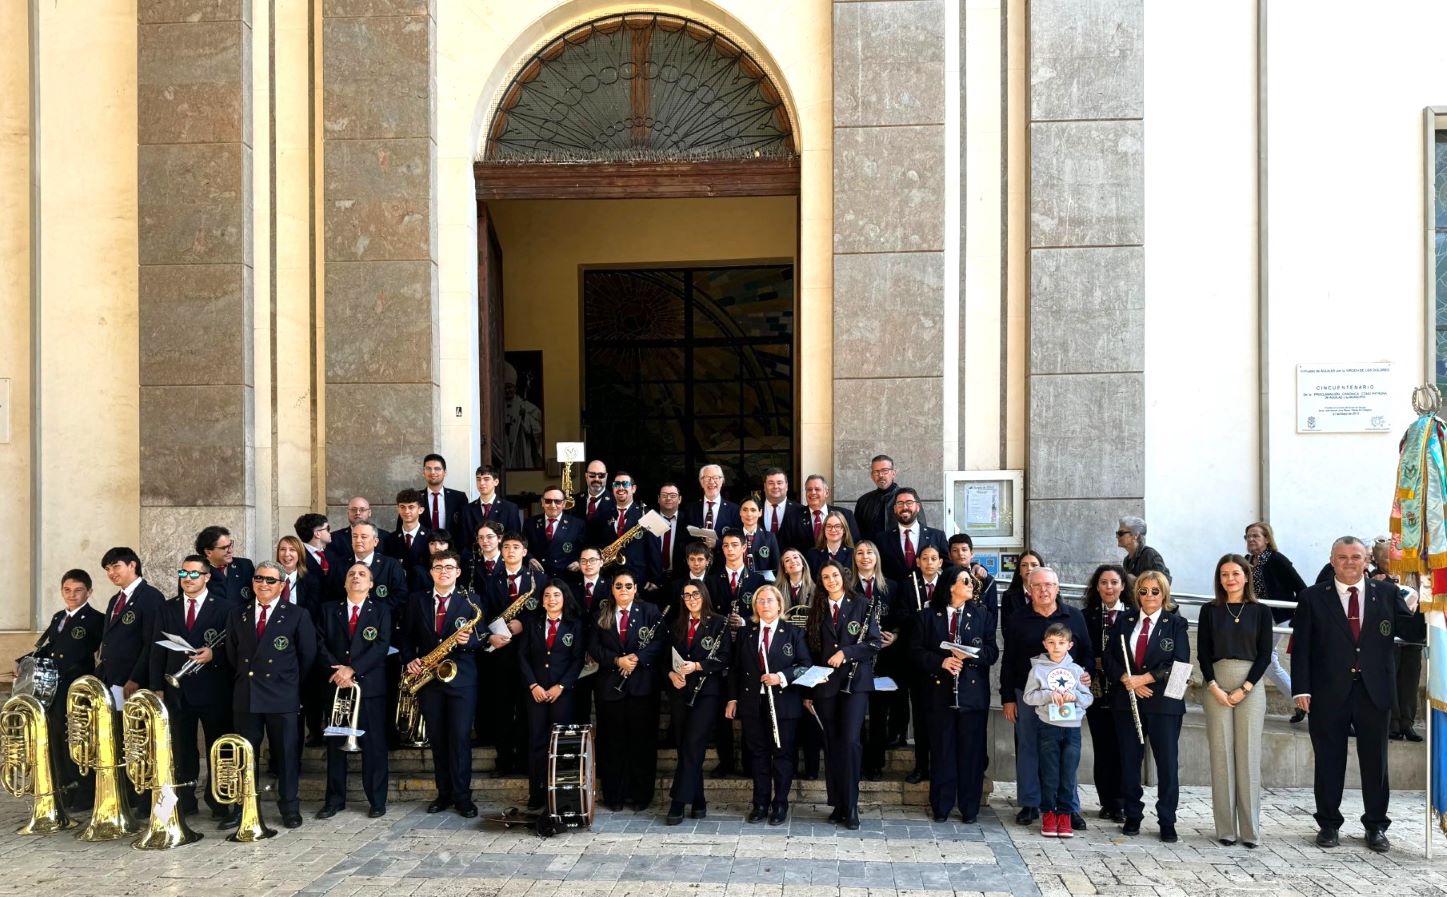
[
  {"left": 210, "top": 734, "right": 275, "bottom": 842},
  {"left": 0, "top": 693, "right": 75, "bottom": 834},
  {"left": 400, "top": 598, "right": 486, "bottom": 694},
  {"left": 122, "top": 690, "right": 202, "bottom": 849},
  {"left": 67, "top": 675, "right": 138, "bottom": 841}
]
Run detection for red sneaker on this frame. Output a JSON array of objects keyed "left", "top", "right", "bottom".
[
  {"left": 1057, "top": 812, "right": 1074, "bottom": 838},
  {"left": 1041, "top": 810, "right": 1058, "bottom": 837}
]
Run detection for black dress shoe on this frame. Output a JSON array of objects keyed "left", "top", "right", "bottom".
[
  {"left": 844, "top": 807, "right": 860, "bottom": 830},
  {"left": 316, "top": 805, "right": 342, "bottom": 820},
  {"left": 1121, "top": 819, "right": 1141, "bottom": 836},
  {"left": 932, "top": 813, "right": 948, "bottom": 823},
  {"left": 905, "top": 771, "right": 925, "bottom": 785},
  {"left": 210, "top": 806, "right": 229, "bottom": 820},
  {"left": 1015, "top": 807, "right": 1039, "bottom": 826},
  {"left": 1097, "top": 807, "right": 1113, "bottom": 819},
  {"left": 368, "top": 807, "right": 386, "bottom": 818},
  {"left": 218, "top": 810, "right": 241, "bottom": 830},
  {"left": 1315, "top": 827, "right": 1340, "bottom": 848},
  {"left": 768, "top": 806, "right": 788, "bottom": 826},
  {"left": 282, "top": 813, "right": 303, "bottom": 829},
  {"left": 863, "top": 769, "right": 882, "bottom": 782},
  {"left": 457, "top": 803, "right": 479, "bottom": 818},
  {"left": 1070, "top": 812, "right": 1087, "bottom": 831},
  {"left": 961, "top": 815, "right": 977, "bottom": 824},
  {"left": 1367, "top": 829, "right": 1390, "bottom": 852},
  {"left": 1160, "top": 824, "right": 1178, "bottom": 843},
  {"left": 747, "top": 806, "right": 768, "bottom": 823},
  {"left": 1290, "top": 708, "right": 1307, "bottom": 724},
  {"left": 427, "top": 798, "right": 452, "bottom": 814},
  {"left": 1219, "top": 838, "right": 1236, "bottom": 846},
  {"left": 606, "top": 802, "right": 624, "bottom": 812},
  {"left": 690, "top": 804, "right": 707, "bottom": 819},
  {"left": 828, "top": 807, "right": 844, "bottom": 824},
  {"left": 1390, "top": 731, "right": 1406, "bottom": 741},
  {"left": 710, "top": 765, "right": 736, "bottom": 779},
  {"left": 1405, "top": 728, "right": 1424, "bottom": 743}
]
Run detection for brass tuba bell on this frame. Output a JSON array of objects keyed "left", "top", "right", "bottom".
[
  {"left": 210, "top": 734, "right": 276, "bottom": 842},
  {"left": 0, "top": 693, "right": 75, "bottom": 834},
  {"left": 66, "top": 675, "right": 138, "bottom": 841},
  {"left": 123, "top": 690, "right": 202, "bottom": 849}
]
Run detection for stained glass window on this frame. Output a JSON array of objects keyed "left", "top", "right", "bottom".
[
  {"left": 487, "top": 14, "right": 795, "bottom": 163},
  {"left": 583, "top": 266, "right": 794, "bottom": 494}
]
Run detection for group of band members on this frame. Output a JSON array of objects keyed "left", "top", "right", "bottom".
[{"left": 24, "top": 452, "right": 1007, "bottom": 832}]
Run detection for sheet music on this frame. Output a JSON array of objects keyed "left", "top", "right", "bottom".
[
  {"left": 671, "top": 648, "right": 688, "bottom": 674},
  {"left": 1163, "top": 660, "right": 1193, "bottom": 700},
  {"left": 155, "top": 632, "right": 196, "bottom": 652},
  {"left": 790, "top": 665, "right": 834, "bottom": 688}
]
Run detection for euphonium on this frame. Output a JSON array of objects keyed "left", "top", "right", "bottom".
[
  {"left": 67, "top": 675, "right": 138, "bottom": 842},
  {"left": 400, "top": 599, "right": 486, "bottom": 695},
  {"left": 0, "top": 693, "right": 75, "bottom": 834},
  {"left": 210, "top": 734, "right": 275, "bottom": 842},
  {"left": 394, "top": 690, "right": 427, "bottom": 747},
  {"left": 122, "top": 690, "right": 202, "bottom": 849},
  {"left": 327, "top": 683, "right": 364, "bottom": 753}
]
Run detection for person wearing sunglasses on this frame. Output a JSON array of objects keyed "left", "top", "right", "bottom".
[
  {"left": 526, "top": 487, "right": 587, "bottom": 578},
  {"left": 590, "top": 571, "right": 665, "bottom": 812},
  {"left": 584, "top": 471, "right": 662, "bottom": 588},
  {"left": 1115, "top": 516, "right": 1171, "bottom": 582},
  {"left": 195, "top": 525, "right": 256, "bottom": 605},
  {"left": 571, "top": 459, "right": 614, "bottom": 522},
  {"left": 224, "top": 560, "right": 318, "bottom": 829}
]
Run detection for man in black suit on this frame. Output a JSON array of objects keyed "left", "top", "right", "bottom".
[
  {"left": 455, "top": 464, "right": 523, "bottom": 546},
  {"left": 329, "top": 496, "right": 390, "bottom": 564},
  {"left": 761, "top": 468, "right": 810, "bottom": 555},
  {"left": 405, "top": 453, "right": 468, "bottom": 536},
  {"left": 797, "top": 475, "right": 861, "bottom": 551},
  {"left": 383, "top": 488, "right": 433, "bottom": 592},
  {"left": 527, "top": 487, "right": 586, "bottom": 577},
  {"left": 400, "top": 551, "right": 480, "bottom": 817},
  {"left": 34, "top": 569, "right": 105, "bottom": 812},
  {"left": 586, "top": 470, "right": 662, "bottom": 587},
  {"left": 1293, "top": 535, "right": 1421, "bottom": 853},
  {"left": 295, "top": 513, "right": 334, "bottom": 582},
  {"left": 653, "top": 482, "right": 688, "bottom": 583},
  {"left": 680, "top": 464, "right": 742, "bottom": 550},
  {"left": 224, "top": 560, "right": 317, "bottom": 829},
  {"left": 478, "top": 533, "right": 542, "bottom": 772},
  {"left": 571, "top": 459, "right": 614, "bottom": 522},
  {"left": 316, "top": 562, "right": 392, "bottom": 819},
  {"left": 878, "top": 488, "right": 948, "bottom": 583},
  {"left": 195, "top": 526, "right": 256, "bottom": 605},
  {"left": 707, "top": 530, "right": 766, "bottom": 624},
  {"left": 326, "top": 521, "right": 408, "bottom": 610},
  {"left": 99, "top": 546, "right": 164, "bottom": 700},
  {"left": 854, "top": 454, "right": 901, "bottom": 543},
  {"left": 150, "top": 555, "right": 233, "bottom": 819}
]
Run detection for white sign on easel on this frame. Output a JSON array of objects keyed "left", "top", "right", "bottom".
[
  {"left": 556, "top": 442, "right": 586, "bottom": 463},
  {"left": 1295, "top": 363, "right": 1392, "bottom": 434}
]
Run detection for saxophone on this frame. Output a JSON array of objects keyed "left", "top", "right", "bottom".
[
  {"left": 400, "top": 598, "right": 485, "bottom": 695},
  {"left": 599, "top": 523, "right": 648, "bottom": 567}
]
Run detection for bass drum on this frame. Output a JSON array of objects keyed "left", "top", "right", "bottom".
[
  {"left": 14, "top": 657, "right": 60, "bottom": 708},
  {"left": 547, "top": 723, "right": 595, "bottom": 828}
]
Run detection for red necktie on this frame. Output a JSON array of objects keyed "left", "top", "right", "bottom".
[
  {"left": 662, "top": 520, "right": 673, "bottom": 571},
  {"left": 281, "top": 578, "right": 293, "bottom": 603},
  {"left": 791, "top": 584, "right": 800, "bottom": 602},
  {"left": 812, "top": 510, "right": 822, "bottom": 541},
  {"left": 617, "top": 509, "right": 626, "bottom": 537},
  {"left": 547, "top": 619, "right": 558, "bottom": 648},
  {"left": 705, "top": 501, "right": 715, "bottom": 529},
  {"left": 435, "top": 595, "right": 448, "bottom": 636},
  {"left": 319, "top": 552, "right": 330, "bottom": 575},
  {"left": 112, "top": 592, "right": 127, "bottom": 620},
  {"left": 349, "top": 604, "right": 359, "bottom": 637},
  {"left": 730, "top": 571, "right": 739, "bottom": 595},
  {"left": 618, "top": 609, "right": 629, "bottom": 639},
  {"left": 255, "top": 603, "right": 269, "bottom": 639},
  {"left": 865, "top": 580, "right": 874, "bottom": 599},
  {"left": 831, "top": 602, "right": 840, "bottom": 627},
  {"left": 431, "top": 492, "right": 441, "bottom": 530},
  {"left": 1348, "top": 586, "right": 1361, "bottom": 642},
  {"left": 950, "top": 609, "right": 959, "bottom": 642},
  {"left": 509, "top": 575, "right": 519, "bottom": 598},
  {"left": 903, "top": 530, "right": 916, "bottom": 569},
  {"left": 770, "top": 506, "right": 780, "bottom": 533},
  {"left": 924, "top": 582, "right": 934, "bottom": 602},
  {"left": 546, "top": 517, "right": 556, "bottom": 542},
  {"left": 1108, "top": 609, "right": 1117, "bottom": 628},
  {"left": 481, "top": 501, "right": 491, "bottom": 520},
  {"left": 688, "top": 618, "right": 699, "bottom": 647},
  {"left": 584, "top": 581, "right": 594, "bottom": 608},
  {"left": 587, "top": 496, "right": 598, "bottom": 518},
  {"left": 485, "top": 559, "right": 496, "bottom": 575},
  {"left": 759, "top": 625, "right": 771, "bottom": 669},
  {"left": 405, "top": 533, "right": 413, "bottom": 550},
  {"left": 1135, "top": 616, "right": 1150, "bottom": 669},
  {"left": 186, "top": 599, "right": 197, "bottom": 630}
]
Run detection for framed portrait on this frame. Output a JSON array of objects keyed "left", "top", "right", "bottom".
[{"left": 503, "top": 350, "right": 545, "bottom": 471}]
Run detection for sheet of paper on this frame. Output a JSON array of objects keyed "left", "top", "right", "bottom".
[
  {"left": 155, "top": 785, "right": 177, "bottom": 820},
  {"left": 578, "top": 658, "right": 599, "bottom": 679},
  {"left": 323, "top": 726, "right": 364, "bottom": 737},
  {"left": 872, "top": 676, "right": 899, "bottom": 692},
  {"left": 964, "top": 483, "right": 1000, "bottom": 528},
  {"left": 155, "top": 632, "right": 195, "bottom": 652},
  {"left": 386, "top": 646, "right": 400, "bottom": 656},
  {"left": 109, "top": 685, "right": 126, "bottom": 710},
  {"left": 638, "top": 510, "right": 670, "bottom": 538},
  {"left": 939, "top": 640, "right": 981, "bottom": 658},
  {"left": 671, "top": 648, "right": 688, "bottom": 674},
  {"left": 790, "top": 665, "right": 834, "bottom": 688},
  {"left": 1163, "top": 660, "right": 1193, "bottom": 700},
  {"left": 483, "top": 617, "right": 512, "bottom": 653}
]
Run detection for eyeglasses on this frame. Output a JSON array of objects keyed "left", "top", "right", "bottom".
[
  {"left": 1115, "top": 530, "right": 1131, "bottom": 537},
  {"left": 658, "top": 492, "right": 680, "bottom": 499},
  {"left": 431, "top": 564, "right": 460, "bottom": 572},
  {"left": 541, "top": 498, "right": 564, "bottom": 505},
  {"left": 611, "top": 481, "right": 632, "bottom": 488},
  {"left": 214, "top": 542, "right": 234, "bottom": 551},
  {"left": 681, "top": 589, "right": 702, "bottom": 598},
  {"left": 177, "top": 570, "right": 206, "bottom": 580},
  {"left": 871, "top": 467, "right": 894, "bottom": 474},
  {"left": 824, "top": 523, "right": 845, "bottom": 530},
  {"left": 701, "top": 475, "right": 723, "bottom": 482},
  {"left": 894, "top": 500, "right": 918, "bottom": 508},
  {"left": 580, "top": 556, "right": 602, "bottom": 564},
  {"left": 615, "top": 583, "right": 637, "bottom": 590},
  {"left": 252, "top": 575, "right": 282, "bottom": 585}
]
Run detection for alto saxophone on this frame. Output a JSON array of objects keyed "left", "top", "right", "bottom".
[
  {"left": 400, "top": 598, "right": 485, "bottom": 695},
  {"left": 599, "top": 523, "right": 648, "bottom": 567}
]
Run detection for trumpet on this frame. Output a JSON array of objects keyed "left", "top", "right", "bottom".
[
  {"left": 1119, "top": 634, "right": 1145, "bottom": 745},
  {"left": 123, "top": 690, "right": 202, "bottom": 850},
  {"left": 67, "top": 675, "right": 138, "bottom": 842},
  {"left": 165, "top": 628, "right": 226, "bottom": 689},
  {"left": 0, "top": 693, "right": 75, "bottom": 835},
  {"left": 326, "top": 683, "right": 364, "bottom": 753},
  {"left": 210, "top": 734, "right": 275, "bottom": 842}
]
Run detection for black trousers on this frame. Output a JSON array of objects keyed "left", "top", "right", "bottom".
[
  {"left": 324, "top": 695, "right": 389, "bottom": 809},
  {"left": 1310, "top": 677, "right": 1392, "bottom": 831},
  {"left": 817, "top": 691, "right": 868, "bottom": 811},
  {"left": 742, "top": 709, "right": 798, "bottom": 811},
  {"left": 418, "top": 685, "right": 476, "bottom": 805},
  {"left": 929, "top": 707, "right": 987, "bottom": 820},
  {"left": 596, "top": 691, "right": 661, "bottom": 807},
  {"left": 712, "top": 704, "right": 739, "bottom": 772},
  {"left": 478, "top": 649, "right": 527, "bottom": 772},
  {"left": 908, "top": 684, "right": 932, "bottom": 775},
  {"left": 46, "top": 706, "right": 92, "bottom": 809},
  {"left": 169, "top": 698, "right": 230, "bottom": 814},
  {"left": 864, "top": 690, "right": 892, "bottom": 773},
  {"left": 525, "top": 691, "right": 576, "bottom": 807},
  {"left": 797, "top": 711, "right": 823, "bottom": 777},
  {"left": 668, "top": 692, "right": 718, "bottom": 807},
  {"left": 1114, "top": 707, "right": 1181, "bottom": 825},
  {"left": 236, "top": 709, "right": 301, "bottom": 814},
  {"left": 1085, "top": 704, "right": 1122, "bottom": 812},
  {"left": 1393, "top": 645, "right": 1423, "bottom": 733},
  {"left": 303, "top": 665, "right": 330, "bottom": 743}
]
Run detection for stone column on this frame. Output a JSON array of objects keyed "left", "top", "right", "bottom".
[
  {"left": 1027, "top": 0, "right": 1144, "bottom": 584},
  {"left": 322, "top": 0, "right": 439, "bottom": 521},
  {"left": 831, "top": 1, "right": 947, "bottom": 511},
  {"left": 137, "top": 0, "right": 255, "bottom": 567}
]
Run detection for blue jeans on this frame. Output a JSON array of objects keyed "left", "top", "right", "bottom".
[
  {"left": 1014, "top": 689, "right": 1081, "bottom": 812},
  {"left": 1036, "top": 724, "right": 1081, "bottom": 814}
]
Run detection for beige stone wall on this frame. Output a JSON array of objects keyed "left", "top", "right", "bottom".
[{"left": 488, "top": 196, "right": 798, "bottom": 497}]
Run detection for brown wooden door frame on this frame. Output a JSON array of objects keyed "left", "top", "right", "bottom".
[{"left": 477, "top": 202, "right": 506, "bottom": 482}]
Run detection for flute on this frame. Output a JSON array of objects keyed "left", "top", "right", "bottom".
[
  {"left": 760, "top": 633, "right": 782, "bottom": 749},
  {"left": 1119, "top": 634, "right": 1145, "bottom": 744}
]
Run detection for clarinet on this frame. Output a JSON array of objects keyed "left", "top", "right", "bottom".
[
  {"left": 842, "top": 586, "right": 881, "bottom": 695},
  {"left": 686, "top": 619, "right": 723, "bottom": 707}
]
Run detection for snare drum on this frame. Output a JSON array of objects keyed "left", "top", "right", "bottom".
[
  {"left": 547, "top": 723, "right": 595, "bottom": 828},
  {"left": 14, "top": 657, "right": 59, "bottom": 708}
]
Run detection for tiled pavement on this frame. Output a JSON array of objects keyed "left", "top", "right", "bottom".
[{"left": 5, "top": 785, "right": 1447, "bottom": 896}]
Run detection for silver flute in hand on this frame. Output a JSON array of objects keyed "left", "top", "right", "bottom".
[
  {"left": 760, "top": 636, "right": 782, "bottom": 749},
  {"left": 1119, "top": 634, "right": 1145, "bottom": 745}
]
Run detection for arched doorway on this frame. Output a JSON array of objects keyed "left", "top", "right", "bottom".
[{"left": 476, "top": 13, "right": 801, "bottom": 498}]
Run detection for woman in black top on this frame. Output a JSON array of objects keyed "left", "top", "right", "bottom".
[
  {"left": 1243, "top": 521, "right": 1306, "bottom": 721},
  {"left": 999, "top": 550, "right": 1044, "bottom": 630},
  {"left": 664, "top": 581, "right": 732, "bottom": 824},
  {"left": 1198, "top": 553, "right": 1274, "bottom": 847},
  {"left": 1081, "top": 564, "right": 1132, "bottom": 821}
]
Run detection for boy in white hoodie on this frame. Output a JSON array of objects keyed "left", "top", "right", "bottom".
[{"left": 1023, "top": 622, "right": 1093, "bottom": 838}]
